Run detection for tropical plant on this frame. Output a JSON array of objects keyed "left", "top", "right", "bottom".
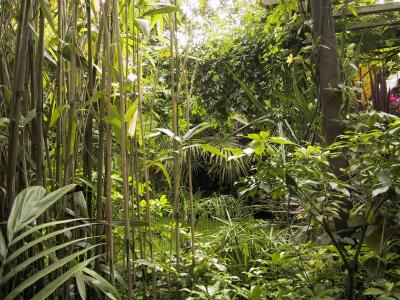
[{"left": 0, "top": 184, "right": 120, "bottom": 299}]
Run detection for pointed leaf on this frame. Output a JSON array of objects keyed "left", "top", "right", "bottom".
[
  {"left": 15, "top": 184, "right": 77, "bottom": 235},
  {"left": 7, "top": 186, "right": 46, "bottom": 241},
  {"left": 83, "top": 267, "right": 121, "bottom": 300},
  {"left": 127, "top": 109, "right": 139, "bottom": 138},
  {"left": 372, "top": 186, "right": 389, "bottom": 198},
  {"left": 76, "top": 270, "right": 87, "bottom": 300},
  {"left": 182, "top": 122, "right": 210, "bottom": 141},
  {"left": 0, "top": 230, "right": 5, "bottom": 261},
  {"left": 152, "top": 162, "right": 171, "bottom": 188},
  {"left": 142, "top": 4, "right": 180, "bottom": 17},
  {"left": 4, "top": 246, "right": 99, "bottom": 300},
  {"left": 74, "top": 191, "right": 88, "bottom": 217},
  {"left": 2, "top": 236, "right": 92, "bottom": 283},
  {"left": 29, "top": 255, "right": 99, "bottom": 300},
  {"left": 125, "top": 99, "right": 139, "bottom": 122}
]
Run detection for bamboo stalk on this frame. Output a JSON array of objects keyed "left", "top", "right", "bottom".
[
  {"left": 103, "top": 0, "right": 115, "bottom": 284},
  {"left": 84, "top": 0, "right": 94, "bottom": 219},
  {"left": 34, "top": 6, "right": 45, "bottom": 187},
  {"left": 6, "top": 0, "right": 31, "bottom": 206},
  {"left": 63, "top": 0, "right": 78, "bottom": 186},
  {"left": 112, "top": 0, "right": 133, "bottom": 297},
  {"left": 136, "top": 39, "right": 157, "bottom": 299}
]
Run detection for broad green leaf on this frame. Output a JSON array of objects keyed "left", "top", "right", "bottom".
[
  {"left": 125, "top": 99, "right": 139, "bottom": 122},
  {"left": 104, "top": 116, "right": 121, "bottom": 129},
  {"left": 347, "top": 214, "right": 363, "bottom": 227},
  {"left": 15, "top": 184, "right": 77, "bottom": 236},
  {"left": 21, "top": 109, "right": 37, "bottom": 126},
  {"left": 372, "top": 186, "right": 389, "bottom": 198},
  {"left": 348, "top": 6, "right": 358, "bottom": 17},
  {"left": 142, "top": 4, "right": 180, "bottom": 17},
  {"left": 7, "top": 186, "right": 46, "bottom": 241},
  {"left": 378, "top": 169, "right": 391, "bottom": 185},
  {"left": 100, "top": 264, "right": 128, "bottom": 291},
  {"left": 156, "top": 128, "right": 181, "bottom": 142},
  {"left": 83, "top": 267, "right": 121, "bottom": 300},
  {"left": 363, "top": 287, "right": 383, "bottom": 296},
  {"left": 269, "top": 137, "right": 295, "bottom": 145},
  {"left": 0, "top": 117, "right": 10, "bottom": 127}
]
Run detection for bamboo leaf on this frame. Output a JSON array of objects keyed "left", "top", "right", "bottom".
[
  {"left": 4, "top": 246, "right": 99, "bottom": 300},
  {"left": 49, "top": 105, "right": 66, "bottom": 128},
  {"left": 83, "top": 267, "right": 122, "bottom": 300},
  {"left": 152, "top": 162, "right": 171, "bottom": 188},
  {"left": 5, "top": 223, "right": 92, "bottom": 264},
  {"left": 269, "top": 137, "right": 295, "bottom": 145},
  {"left": 182, "top": 122, "right": 210, "bottom": 141},
  {"left": 29, "top": 255, "right": 100, "bottom": 300},
  {"left": 15, "top": 184, "right": 77, "bottom": 235},
  {"left": 76, "top": 270, "right": 87, "bottom": 300},
  {"left": 11, "top": 218, "right": 85, "bottom": 246},
  {"left": 127, "top": 109, "right": 139, "bottom": 138},
  {"left": 200, "top": 144, "right": 225, "bottom": 157},
  {"left": 1, "top": 236, "right": 92, "bottom": 283},
  {"left": 39, "top": 0, "right": 57, "bottom": 35},
  {"left": 74, "top": 191, "right": 88, "bottom": 217},
  {"left": 104, "top": 116, "right": 121, "bottom": 129},
  {"left": 372, "top": 186, "right": 389, "bottom": 198},
  {"left": 7, "top": 186, "right": 46, "bottom": 241},
  {"left": 142, "top": 4, "right": 180, "bottom": 17},
  {"left": 84, "top": 90, "right": 105, "bottom": 108},
  {"left": 125, "top": 99, "right": 139, "bottom": 122},
  {"left": 0, "top": 230, "right": 6, "bottom": 261},
  {"left": 100, "top": 264, "right": 128, "bottom": 291},
  {"left": 159, "top": 128, "right": 182, "bottom": 142}
]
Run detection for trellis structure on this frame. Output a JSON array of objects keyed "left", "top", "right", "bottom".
[{"left": 334, "top": 2, "right": 400, "bottom": 31}]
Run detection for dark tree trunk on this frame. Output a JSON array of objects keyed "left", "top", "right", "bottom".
[{"left": 310, "top": 0, "right": 341, "bottom": 145}]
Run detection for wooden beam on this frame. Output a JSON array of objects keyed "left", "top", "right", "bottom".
[
  {"left": 334, "top": 2, "right": 400, "bottom": 18},
  {"left": 336, "top": 20, "right": 400, "bottom": 31}
]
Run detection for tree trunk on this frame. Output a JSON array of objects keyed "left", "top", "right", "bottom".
[{"left": 310, "top": 0, "right": 341, "bottom": 145}]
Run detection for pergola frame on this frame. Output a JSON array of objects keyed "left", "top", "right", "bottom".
[
  {"left": 334, "top": 2, "right": 400, "bottom": 31},
  {"left": 261, "top": 1, "right": 400, "bottom": 31}
]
